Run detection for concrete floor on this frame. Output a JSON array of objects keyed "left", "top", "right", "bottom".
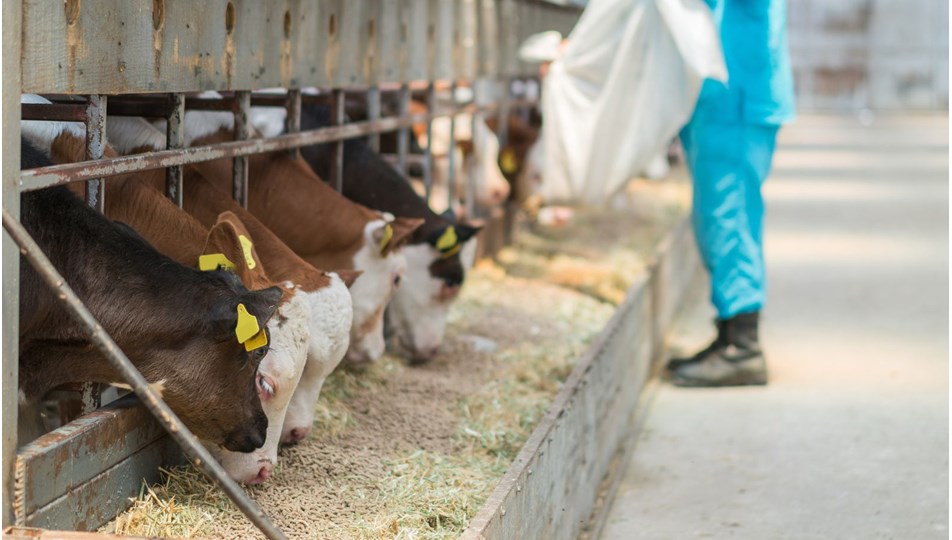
[{"left": 602, "top": 114, "right": 949, "bottom": 540}]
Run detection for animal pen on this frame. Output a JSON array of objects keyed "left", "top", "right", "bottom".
[{"left": 2, "top": 1, "right": 701, "bottom": 539}]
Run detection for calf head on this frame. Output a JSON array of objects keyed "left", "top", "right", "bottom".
[
  {"left": 201, "top": 212, "right": 310, "bottom": 483},
  {"left": 386, "top": 223, "right": 482, "bottom": 363},
  {"left": 345, "top": 216, "right": 423, "bottom": 364},
  {"left": 171, "top": 275, "right": 282, "bottom": 452}
]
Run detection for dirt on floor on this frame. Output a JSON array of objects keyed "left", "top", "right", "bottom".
[{"left": 104, "top": 174, "right": 689, "bottom": 539}]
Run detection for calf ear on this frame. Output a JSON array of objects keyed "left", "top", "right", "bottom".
[
  {"left": 241, "top": 286, "right": 284, "bottom": 328},
  {"left": 331, "top": 269, "right": 362, "bottom": 289},
  {"left": 377, "top": 217, "right": 425, "bottom": 256},
  {"left": 209, "top": 285, "right": 282, "bottom": 344},
  {"left": 202, "top": 212, "right": 271, "bottom": 290},
  {"left": 455, "top": 222, "right": 484, "bottom": 244}
]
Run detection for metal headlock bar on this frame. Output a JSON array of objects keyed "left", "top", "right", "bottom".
[{"left": 4, "top": 0, "right": 581, "bottom": 535}]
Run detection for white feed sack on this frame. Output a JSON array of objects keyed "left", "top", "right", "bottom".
[{"left": 540, "top": 0, "right": 727, "bottom": 205}]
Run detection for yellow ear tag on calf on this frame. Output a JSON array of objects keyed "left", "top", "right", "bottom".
[
  {"left": 378, "top": 223, "right": 394, "bottom": 254},
  {"left": 244, "top": 329, "right": 268, "bottom": 352},
  {"left": 436, "top": 226, "right": 460, "bottom": 258},
  {"left": 501, "top": 148, "right": 518, "bottom": 174},
  {"left": 199, "top": 253, "right": 236, "bottom": 272},
  {"left": 235, "top": 303, "right": 261, "bottom": 344},
  {"left": 238, "top": 234, "right": 256, "bottom": 270}
]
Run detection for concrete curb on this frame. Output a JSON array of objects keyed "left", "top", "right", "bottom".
[{"left": 461, "top": 217, "right": 704, "bottom": 540}]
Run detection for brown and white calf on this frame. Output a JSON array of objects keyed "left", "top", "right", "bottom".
[
  {"left": 108, "top": 115, "right": 356, "bottom": 445},
  {"left": 161, "top": 96, "right": 422, "bottom": 364},
  {"left": 407, "top": 100, "right": 511, "bottom": 213},
  {"left": 25, "top": 104, "right": 312, "bottom": 482},
  {"left": 17, "top": 136, "right": 277, "bottom": 454},
  {"left": 286, "top": 103, "right": 483, "bottom": 363}
]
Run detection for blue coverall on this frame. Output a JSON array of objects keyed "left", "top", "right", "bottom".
[{"left": 679, "top": 0, "right": 796, "bottom": 319}]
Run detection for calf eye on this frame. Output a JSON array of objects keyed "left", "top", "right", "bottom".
[
  {"left": 256, "top": 374, "right": 276, "bottom": 397},
  {"left": 393, "top": 275, "right": 402, "bottom": 287}
]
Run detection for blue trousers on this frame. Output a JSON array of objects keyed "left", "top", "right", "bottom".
[{"left": 680, "top": 119, "right": 778, "bottom": 319}]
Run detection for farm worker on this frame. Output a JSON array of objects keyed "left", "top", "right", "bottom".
[{"left": 668, "top": 0, "right": 795, "bottom": 386}]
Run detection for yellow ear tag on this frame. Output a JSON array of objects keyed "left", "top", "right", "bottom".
[
  {"left": 235, "top": 303, "right": 261, "bottom": 344},
  {"left": 244, "top": 328, "right": 268, "bottom": 352},
  {"left": 436, "top": 226, "right": 460, "bottom": 259},
  {"left": 501, "top": 148, "right": 518, "bottom": 174},
  {"left": 378, "top": 223, "right": 394, "bottom": 254},
  {"left": 199, "top": 253, "right": 236, "bottom": 272},
  {"left": 238, "top": 234, "right": 256, "bottom": 270},
  {"left": 436, "top": 226, "right": 458, "bottom": 251}
]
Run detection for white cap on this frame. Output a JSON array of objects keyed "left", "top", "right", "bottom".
[{"left": 518, "top": 31, "right": 563, "bottom": 64}]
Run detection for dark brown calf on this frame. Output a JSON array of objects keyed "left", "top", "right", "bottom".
[{"left": 18, "top": 139, "right": 279, "bottom": 452}]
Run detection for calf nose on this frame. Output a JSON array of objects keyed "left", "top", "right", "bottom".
[
  {"left": 287, "top": 427, "right": 310, "bottom": 444},
  {"left": 411, "top": 346, "right": 440, "bottom": 365},
  {"left": 246, "top": 462, "right": 274, "bottom": 485}
]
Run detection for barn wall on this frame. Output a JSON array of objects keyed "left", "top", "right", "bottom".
[{"left": 789, "top": 0, "right": 949, "bottom": 111}]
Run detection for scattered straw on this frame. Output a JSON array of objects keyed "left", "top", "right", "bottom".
[{"left": 104, "top": 175, "right": 688, "bottom": 539}]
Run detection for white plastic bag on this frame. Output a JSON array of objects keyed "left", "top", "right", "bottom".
[{"left": 540, "top": 0, "right": 727, "bottom": 204}]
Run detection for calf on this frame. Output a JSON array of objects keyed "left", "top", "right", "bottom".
[
  {"left": 164, "top": 96, "right": 422, "bottom": 365},
  {"left": 17, "top": 138, "right": 278, "bottom": 453},
  {"left": 484, "top": 112, "right": 543, "bottom": 206},
  {"left": 108, "top": 116, "right": 356, "bottom": 445},
  {"left": 285, "top": 103, "right": 483, "bottom": 363},
  {"left": 24, "top": 106, "right": 310, "bottom": 481}
]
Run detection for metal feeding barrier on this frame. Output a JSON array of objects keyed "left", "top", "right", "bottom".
[{"left": 2, "top": 0, "right": 581, "bottom": 536}]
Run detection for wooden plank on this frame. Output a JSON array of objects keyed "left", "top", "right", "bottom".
[
  {"left": 4, "top": 527, "right": 159, "bottom": 539},
  {"left": 20, "top": 0, "right": 579, "bottom": 93},
  {"left": 13, "top": 398, "right": 171, "bottom": 522},
  {"left": 22, "top": 438, "right": 183, "bottom": 531},
  {"left": 462, "top": 217, "right": 701, "bottom": 540}
]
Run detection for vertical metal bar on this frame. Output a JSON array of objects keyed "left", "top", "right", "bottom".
[
  {"left": 466, "top": 81, "right": 480, "bottom": 219},
  {"left": 366, "top": 85, "right": 381, "bottom": 152},
  {"left": 285, "top": 89, "right": 301, "bottom": 159},
  {"left": 447, "top": 81, "right": 458, "bottom": 212},
  {"left": 496, "top": 77, "right": 511, "bottom": 149},
  {"left": 396, "top": 83, "right": 410, "bottom": 176},
  {"left": 2, "top": 0, "right": 22, "bottom": 527},
  {"left": 423, "top": 81, "right": 436, "bottom": 201},
  {"left": 330, "top": 88, "right": 345, "bottom": 193},
  {"left": 1, "top": 211, "right": 288, "bottom": 540},
  {"left": 82, "top": 94, "right": 107, "bottom": 413},
  {"left": 84, "top": 95, "right": 106, "bottom": 213},
  {"left": 233, "top": 91, "right": 251, "bottom": 208},
  {"left": 165, "top": 93, "right": 185, "bottom": 207}
]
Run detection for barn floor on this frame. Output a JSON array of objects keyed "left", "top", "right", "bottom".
[
  {"left": 602, "top": 114, "right": 949, "bottom": 539},
  {"left": 102, "top": 173, "right": 690, "bottom": 539}
]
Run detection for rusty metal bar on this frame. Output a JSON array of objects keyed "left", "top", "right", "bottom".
[
  {"left": 83, "top": 95, "right": 105, "bottom": 214},
  {"left": 3, "top": 0, "right": 22, "bottom": 526},
  {"left": 165, "top": 93, "right": 185, "bottom": 207},
  {"left": 232, "top": 91, "right": 251, "bottom": 208},
  {"left": 466, "top": 83, "right": 479, "bottom": 219},
  {"left": 447, "top": 81, "right": 459, "bottom": 211},
  {"left": 423, "top": 81, "right": 436, "bottom": 201},
  {"left": 396, "top": 83, "right": 410, "bottom": 175},
  {"left": 20, "top": 103, "right": 87, "bottom": 122},
  {"left": 366, "top": 85, "right": 381, "bottom": 152},
  {"left": 496, "top": 78, "right": 511, "bottom": 149},
  {"left": 81, "top": 94, "right": 107, "bottom": 414},
  {"left": 1, "top": 209, "right": 289, "bottom": 540},
  {"left": 330, "top": 88, "right": 345, "bottom": 192},
  {"left": 19, "top": 99, "right": 533, "bottom": 192},
  {"left": 285, "top": 89, "right": 302, "bottom": 159}
]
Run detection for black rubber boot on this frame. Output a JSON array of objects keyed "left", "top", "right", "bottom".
[{"left": 668, "top": 311, "right": 768, "bottom": 387}]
